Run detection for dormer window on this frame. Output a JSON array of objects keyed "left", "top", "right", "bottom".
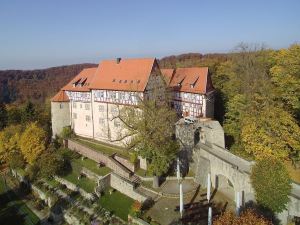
[
  {"left": 119, "top": 80, "right": 122, "bottom": 83},
  {"left": 80, "top": 78, "right": 87, "bottom": 87},
  {"left": 73, "top": 78, "right": 82, "bottom": 87},
  {"left": 177, "top": 77, "right": 185, "bottom": 87},
  {"left": 137, "top": 80, "right": 141, "bottom": 84},
  {"left": 124, "top": 80, "right": 127, "bottom": 83},
  {"left": 190, "top": 76, "right": 199, "bottom": 89},
  {"left": 112, "top": 79, "right": 116, "bottom": 82}
]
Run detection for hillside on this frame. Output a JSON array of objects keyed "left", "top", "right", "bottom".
[
  {"left": 0, "top": 63, "right": 97, "bottom": 103},
  {"left": 0, "top": 53, "right": 229, "bottom": 104}
]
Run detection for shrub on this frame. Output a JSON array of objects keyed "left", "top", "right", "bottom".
[
  {"left": 251, "top": 157, "right": 292, "bottom": 213},
  {"left": 213, "top": 209, "right": 272, "bottom": 225},
  {"left": 60, "top": 126, "right": 73, "bottom": 139}
]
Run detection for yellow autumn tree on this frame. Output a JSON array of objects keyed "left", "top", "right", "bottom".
[
  {"left": 19, "top": 122, "right": 47, "bottom": 164},
  {"left": 0, "top": 125, "right": 22, "bottom": 163},
  {"left": 270, "top": 44, "right": 300, "bottom": 115},
  {"left": 241, "top": 105, "right": 300, "bottom": 160}
]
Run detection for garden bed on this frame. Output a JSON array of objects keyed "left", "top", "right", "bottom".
[{"left": 98, "top": 189, "right": 134, "bottom": 221}]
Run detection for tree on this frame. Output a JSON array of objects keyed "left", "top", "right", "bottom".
[
  {"left": 250, "top": 157, "right": 292, "bottom": 213},
  {"left": 7, "top": 105, "right": 22, "bottom": 125},
  {"left": 0, "top": 125, "right": 22, "bottom": 164},
  {"left": 7, "top": 150, "right": 26, "bottom": 169},
  {"left": 241, "top": 105, "right": 300, "bottom": 160},
  {"left": 270, "top": 44, "right": 300, "bottom": 119},
  {"left": 21, "top": 101, "right": 36, "bottom": 123},
  {"left": 0, "top": 102, "right": 7, "bottom": 130},
  {"left": 60, "top": 126, "right": 73, "bottom": 139},
  {"left": 19, "top": 122, "right": 47, "bottom": 164},
  {"left": 213, "top": 209, "right": 272, "bottom": 225},
  {"left": 36, "top": 150, "right": 64, "bottom": 179},
  {"left": 118, "top": 92, "right": 179, "bottom": 181}
]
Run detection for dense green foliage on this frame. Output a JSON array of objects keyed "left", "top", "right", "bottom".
[{"left": 251, "top": 157, "right": 292, "bottom": 213}]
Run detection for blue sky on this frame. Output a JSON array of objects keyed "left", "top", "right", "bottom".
[{"left": 0, "top": 0, "right": 299, "bottom": 69}]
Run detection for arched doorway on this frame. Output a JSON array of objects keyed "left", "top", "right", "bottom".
[{"left": 215, "top": 174, "right": 235, "bottom": 200}]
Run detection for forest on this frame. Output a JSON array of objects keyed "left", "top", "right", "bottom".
[{"left": 0, "top": 63, "right": 96, "bottom": 103}]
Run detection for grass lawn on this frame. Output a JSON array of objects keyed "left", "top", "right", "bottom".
[
  {"left": 61, "top": 162, "right": 97, "bottom": 193},
  {"left": 98, "top": 189, "right": 134, "bottom": 221},
  {"left": 73, "top": 157, "right": 112, "bottom": 176},
  {"left": 0, "top": 175, "right": 40, "bottom": 225},
  {"left": 74, "top": 137, "right": 130, "bottom": 159}
]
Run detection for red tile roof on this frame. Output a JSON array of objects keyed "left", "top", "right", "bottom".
[
  {"left": 62, "top": 67, "right": 97, "bottom": 92},
  {"left": 161, "top": 68, "right": 175, "bottom": 85},
  {"left": 89, "top": 58, "right": 155, "bottom": 92},
  {"left": 162, "top": 67, "right": 214, "bottom": 94},
  {"left": 51, "top": 90, "right": 69, "bottom": 102}
]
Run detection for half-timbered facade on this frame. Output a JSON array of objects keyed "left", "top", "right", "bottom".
[
  {"left": 51, "top": 57, "right": 215, "bottom": 146},
  {"left": 161, "top": 67, "right": 215, "bottom": 118}
]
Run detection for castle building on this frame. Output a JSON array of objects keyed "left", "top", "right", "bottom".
[{"left": 51, "top": 57, "right": 215, "bottom": 146}]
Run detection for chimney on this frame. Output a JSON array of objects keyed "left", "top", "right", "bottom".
[{"left": 116, "top": 58, "right": 121, "bottom": 64}]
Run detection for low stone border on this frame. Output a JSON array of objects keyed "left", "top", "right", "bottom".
[{"left": 54, "top": 176, "right": 95, "bottom": 201}]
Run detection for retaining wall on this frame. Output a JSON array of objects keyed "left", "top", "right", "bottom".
[
  {"left": 110, "top": 173, "right": 148, "bottom": 203},
  {"left": 67, "top": 139, "right": 133, "bottom": 178},
  {"left": 54, "top": 176, "right": 95, "bottom": 200}
]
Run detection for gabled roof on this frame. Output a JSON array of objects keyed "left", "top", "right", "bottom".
[
  {"left": 161, "top": 68, "right": 175, "bottom": 85},
  {"left": 89, "top": 58, "right": 155, "bottom": 92},
  {"left": 162, "top": 67, "right": 214, "bottom": 94},
  {"left": 62, "top": 67, "right": 97, "bottom": 92},
  {"left": 51, "top": 90, "right": 69, "bottom": 102}
]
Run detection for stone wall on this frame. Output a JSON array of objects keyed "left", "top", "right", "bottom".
[
  {"left": 114, "top": 154, "right": 136, "bottom": 172},
  {"left": 81, "top": 167, "right": 102, "bottom": 181},
  {"left": 110, "top": 173, "right": 148, "bottom": 203},
  {"left": 54, "top": 176, "right": 95, "bottom": 200},
  {"left": 138, "top": 156, "right": 147, "bottom": 170},
  {"left": 96, "top": 174, "right": 111, "bottom": 194},
  {"left": 67, "top": 139, "right": 132, "bottom": 178},
  {"left": 176, "top": 119, "right": 300, "bottom": 225}
]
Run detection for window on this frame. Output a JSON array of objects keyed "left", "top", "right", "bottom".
[
  {"left": 98, "top": 105, "right": 104, "bottom": 112},
  {"left": 85, "top": 103, "right": 90, "bottom": 110},
  {"left": 59, "top": 103, "right": 63, "bottom": 109},
  {"left": 73, "top": 113, "right": 77, "bottom": 119},
  {"left": 80, "top": 104, "right": 82, "bottom": 109},
  {"left": 114, "top": 119, "right": 121, "bottom": 127},
  {"left": 85, "top": 115, "right": 91, "bottom": 122},
  {"left": 111, "top": 107, "right": 118, "bottom": 116},
  {"left": 99, "top": 118, "right": 105, "bottom": 125},
  {"left": 73, "top": 102, "right": 77, "bottom": 108},
  {"left": 99, "top": 91, "right": 104, "bottom": 98}
]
